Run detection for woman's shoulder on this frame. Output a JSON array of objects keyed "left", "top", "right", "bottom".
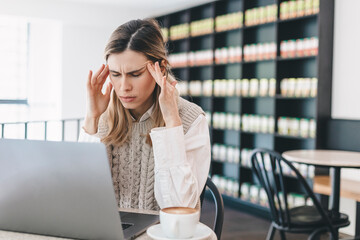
[
  {"left": 177, "top": 97, "right": 204, "bottom": 114},
  {"left": 177, "top": 97, "right": 205, "bottom": 133}
]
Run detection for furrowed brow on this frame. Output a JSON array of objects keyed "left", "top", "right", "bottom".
[{"left": 125, "top": 66, "right": 146, "bottom": 74}]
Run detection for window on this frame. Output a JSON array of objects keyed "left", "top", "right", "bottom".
[
  {"left": 0, "top": 15, "right": 62, "bottom": 124},
  {"left": 0, "top": 15, "right": 29, "bottom": 104}
]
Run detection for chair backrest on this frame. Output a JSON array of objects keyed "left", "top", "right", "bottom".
[
  {"left": 250, "top": 148, "right": 335, "bottom": 235},
  {"left": 200, "top": 177, "right": 224, "bottom": 240}
]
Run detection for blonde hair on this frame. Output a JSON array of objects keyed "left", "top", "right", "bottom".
[{"left": 102, "top": 19, "right": 176, "bottom": 146}]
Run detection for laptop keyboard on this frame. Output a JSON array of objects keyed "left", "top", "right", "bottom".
[{"left": 121, "top": 223, "right": 133, "bottom": 230}]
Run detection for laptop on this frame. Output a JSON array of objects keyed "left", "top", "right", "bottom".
[{"left": 0, "top": 139, "right": 159, "bottom": 240}]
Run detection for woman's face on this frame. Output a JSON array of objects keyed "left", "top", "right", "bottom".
[{"left": 107, "top": 50, "right": 157, "bottom": 120}]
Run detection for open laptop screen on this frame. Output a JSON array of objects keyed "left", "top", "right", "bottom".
[{"left": 0, "top": 139, "right": 124, "bottom": 240}]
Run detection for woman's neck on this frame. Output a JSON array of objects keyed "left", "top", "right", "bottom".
[{"left": 129, "top": 104, "right": 153, "bottom": 121}]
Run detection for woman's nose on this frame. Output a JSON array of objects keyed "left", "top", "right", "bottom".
[{"left": 120, "top": 77, "right": 132, "bottom": 91}]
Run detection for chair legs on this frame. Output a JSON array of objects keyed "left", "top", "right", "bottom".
[
  {"left": 266, "top": 223, "right": 276, "bottom": 240},
  {"left": 266, "top": 223, "right": 287, "bottom": 240},
  {"left": 279, "top": 230, "right": 287, "bottom": 240},
  {"left": 331, "top": 229, "right": 339, "bottom": 240},
  {"left": 308, "top": 228, "right": 333, "bottom": 240}
]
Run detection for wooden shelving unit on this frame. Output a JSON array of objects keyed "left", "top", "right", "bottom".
[{"left": 156, "top": 0, "right": 333, "bottom": 218}]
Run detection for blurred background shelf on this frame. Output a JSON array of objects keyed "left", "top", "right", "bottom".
[{"left": 156, "top": 0, "right": 333, "bottom": 219}]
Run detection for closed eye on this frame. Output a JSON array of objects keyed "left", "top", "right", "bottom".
[
  {"left": 131, "top": 72, "right": 142, "bottom": 77},
  {"left": 109, "top": 66, "right": 145, "bottom": 78},
  {"left": 110, "top": 71, "right": 121, "bottom": 77}
]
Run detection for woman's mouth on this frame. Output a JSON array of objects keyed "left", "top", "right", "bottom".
[{"left": 120, "top": 96, "right": 136, "bottom": 103}]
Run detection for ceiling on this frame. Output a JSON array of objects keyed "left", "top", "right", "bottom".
[{"left": 63, "top": 0, "right": 216, "bottom": 17}]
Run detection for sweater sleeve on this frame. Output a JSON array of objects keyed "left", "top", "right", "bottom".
[{"left": 150, "top": 114, "right": 211, "bottom": 209}]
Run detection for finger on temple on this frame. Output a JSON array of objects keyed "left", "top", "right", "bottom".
[
  {"left": 87, "top": 70, "right": 93, "bottom": 88},
  {"left": 155, "top": 62, "right": 163, "bottom": 81},
  {"left": 147, "top": 63, "right": 162, "bottom": 86},
  {"left": 91, "top": 64, "right": 105, "bottom": 85},
  {"left": 97, "top": 65, "right": 109, "bottom": 85},
  {"left": 162, "top": 76, "right": 166, "bottom": 89},
  {"left": 105, "top": 82, "right": 113, "bottom": 97}
]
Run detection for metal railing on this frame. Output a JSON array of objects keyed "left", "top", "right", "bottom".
[{"left": 0, "top": 118, "right": 83, "bottom": 142}]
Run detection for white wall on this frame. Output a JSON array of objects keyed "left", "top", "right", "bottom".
[
  {"left": 27, "top": 18, "right": 63, "bottom": 121},
  {"left": 61, "top": 24, "right": 111, "bottom": 119},
  {"left": 332, "top": 0, "right": 360, "bottom": 235},
  {"left": 0, "top": 0, "right": 148, "bottom": 120},
  {"left": 0, "top": 0, "right": 147, "bottom": 27},
  {"left": 332, "top": 0, "right": 360, "bottom": 120}
]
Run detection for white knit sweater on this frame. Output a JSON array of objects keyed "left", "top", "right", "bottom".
[{"left": 95, "top": 97, "right": 204, "bottom": 210}]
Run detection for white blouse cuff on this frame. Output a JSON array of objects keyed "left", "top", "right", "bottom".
[
  {"left": 150, "top": 125, "right": 187, "bottom": 171},
  {"left": 78, "top": 128, "right": 101, "bottom": 143}
]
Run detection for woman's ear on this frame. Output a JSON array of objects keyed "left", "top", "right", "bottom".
[{"left": 160, "top": 60, "right": 166, "bottom": 75}]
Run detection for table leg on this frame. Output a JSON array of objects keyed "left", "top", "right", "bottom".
[
  {"left": 330, "top": 167, "right": 341, "bottom": 218},
  {"left": 356, "top": 202, "right": 360, "bottom": 238},
  {"left": 329, "top": 167, "right": 341, "bottom": 240}
]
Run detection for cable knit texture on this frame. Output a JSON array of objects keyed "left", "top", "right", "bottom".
[{"left": 95, "top": 97, "right": 204, "bottom": 210}]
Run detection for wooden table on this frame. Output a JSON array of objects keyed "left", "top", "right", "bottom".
[
  {"left": 283, "top": 149, "right": 360, "bottom": 238},
  {"left": 0, "top": 208, "right": 217, "bottom": 240}
]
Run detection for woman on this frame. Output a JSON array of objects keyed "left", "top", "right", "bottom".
[{"left": 79, "top": 19, "right": 211, "bottom": 211}]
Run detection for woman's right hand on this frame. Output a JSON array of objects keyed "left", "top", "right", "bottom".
[{"left": 83, "top": 64, "right": 112, "bottom": 134}]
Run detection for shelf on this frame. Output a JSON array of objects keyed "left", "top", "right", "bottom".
[
  {"left": 187, "top": 95, "right": 212, "bottom": 98},
  {"left": 278, "top": 14, "right": 318, "bottom": 24},
  {"left": 277, "top": 55, "right": 317, "bottom": 61},
  {"left": 228, "top": 195, "right": 269, "bottom": 212},
  {"left": 242, "top": 96, "right": 275, "bottom": 100},
  {"left": 239, "top": 165, "right": 303, "bottom": 180},
  {"left": 213, "top": 128, "right": 240, "bottom": 132},
  {"left": 243, "top": 21, "right": 276, "bottom": 29},
  {"left": 167, "top": 14, "right": 318, "bottom": 42},
  {"left": 172, "top": 64, "right": 214, "bottom": 69},
  {"left": 212, "top": 159, "right": 239, "bottom": 165},
  {"left": 221, "top": 194, "right": 270, "bottom": 220},
  {"left": 241, "top": 131, "right": 273, "bottom": 136},
  {"left": 213, "top": 95, "right": 240, "bottom": 98},
  {"left": 214, "top": 62, "right": 242, "bottom": 66},
  {"left": 240, "top": 165, "right": 252, "bottom": 170},
  {"left": 275, "top": 133, "right": 315, "bottom": 140},
  {"left": 168, "top": 37, "right": 189, "bottom": 42},
  {"left": 275, "top": 95, "right": 316, "bottom": 100},
  {"left": 243, "top": 58, "right": 276, "bottom": 64},
  {"left": 189, "top": 32, "right": 214, "bottom": 39},
  {"left": 210, "top": 96, "right": 279, "bottom": 100},
  {"left": 158, "top": 0, "right": 334, "bottom": 221},
  {"left": 313, "top": 176, "right": 360, "bottom": 202},
  {"left": 189, "top": 64, "right": 213, "bottom": 68},
  {"left": 171, "top": 66, "right": 188, "bottom": 69},
  {"left": 172, "top": 56, "right": 317, "bottom": 69},
  {"left": 215, "top": 28, "right": 242, "bottom": 34}
]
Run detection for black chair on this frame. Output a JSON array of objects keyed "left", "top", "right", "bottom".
[
  {"left": 200, "top": 177, "right": 224, "bottom": 240},
  {"left": 250, "top": 148, "right": 350, "bottom": 240}
]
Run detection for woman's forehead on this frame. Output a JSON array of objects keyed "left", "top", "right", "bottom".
[{"left": 107, "top": 50, "right": 148, "bottom": 72}]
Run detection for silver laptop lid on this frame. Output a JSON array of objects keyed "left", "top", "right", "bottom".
[{"left": 0, "top": 139, "right": 124, "bottom": 240}]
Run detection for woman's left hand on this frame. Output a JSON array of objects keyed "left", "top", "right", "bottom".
[{"left": 147, "top": 61, "right": 182, "bottom": 128}]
